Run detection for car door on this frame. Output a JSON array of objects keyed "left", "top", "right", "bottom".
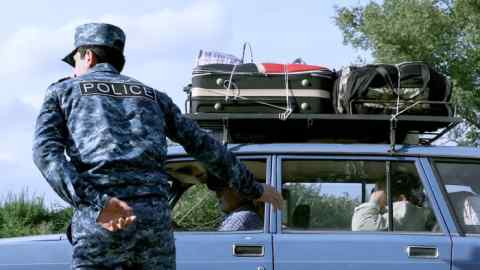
[
  {"left": 272, "top": 155, "right": 452, "bottom": 270},
  {"left": 169, "top": 156, "right": 273, "bottom": 270},
  {"left": 422, "top": 158, "right": 480, "bottom": 270}
]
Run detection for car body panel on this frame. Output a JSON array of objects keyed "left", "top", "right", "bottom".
[
  {"left": 0, "top": 144, "right": 479, "bottom": 269},
  {"left": 175, "top": 232, "right": 273, "bottom": 270},
  {"left": 0, "top": 234, "right": 71, "bottom": 270},
  {"left": 451, "top": 237, "right": 480, "bottom": 270}
]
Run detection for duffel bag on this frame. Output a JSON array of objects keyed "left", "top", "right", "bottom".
[{"left": 333, "top": 62, "right": 452, "bottom": 116}]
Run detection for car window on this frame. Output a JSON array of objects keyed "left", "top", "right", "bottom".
[
  {"left": 433, "top": 160, "right": 480, "bottom": 234},
  {"left": 171, "top": 159, "right": 266, "bottom": 232},
  {"left": 281, "top": 159, "right": 439, "bottom": 233},
  {"left": 173, "top": 183, "right": 223, "bottom": 231}
]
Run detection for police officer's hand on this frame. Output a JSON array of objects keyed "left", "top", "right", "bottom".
[
  {"left": 97, "top": 197, "right": 136, "bottom": 232},
  {"left": 257, "top": 183, "right": 284, "bottom": 210}
]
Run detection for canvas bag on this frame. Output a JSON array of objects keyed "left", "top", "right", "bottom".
[{"left": 333, "top": 62, "right": 452, "bottom": 115}]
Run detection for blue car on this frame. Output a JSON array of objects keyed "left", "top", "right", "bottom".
[{"left": 0, "top": 143, "right": 479, "bottom": 270}]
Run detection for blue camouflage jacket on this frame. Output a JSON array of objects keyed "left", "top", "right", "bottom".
[{"left": 33, "top": 63, "right": 263, "bottom": 214}]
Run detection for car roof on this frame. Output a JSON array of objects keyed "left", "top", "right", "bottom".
[{"left": 167, "top": 143, "right": 480, "bottom": 159}]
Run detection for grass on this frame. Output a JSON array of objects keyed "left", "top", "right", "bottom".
[{"left": 0, "top": 191, "right": 72, "bottom": 238}]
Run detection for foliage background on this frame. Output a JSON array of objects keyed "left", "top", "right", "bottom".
[
  {"left": 0, "top": 184, "right": 361, "bottom": 237},
  {"left": 334, "top": 0, "right": 480, "bottom": 145},
  {"left": 0, "top": 191, "right": 72, "bottom": 238},
  {"left": 3, "top": 0, "right": 478, "bottom": 238}
]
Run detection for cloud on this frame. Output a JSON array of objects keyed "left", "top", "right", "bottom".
[
  {"left": 97, "top": 1, "right": 231, "bottom": 59},
  {"left": 0, "top": 0, "right": 231, "bottom": 108},
  {"left": 0, "top": 99, "right": 60, "bottom": 204},
  {"left": 0, "top": 1, "right": 232, "bottom": 205}
]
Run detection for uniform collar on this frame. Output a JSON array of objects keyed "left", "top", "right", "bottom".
[{"left": 87, "top": 63, "right": 120, "bottom": 74}]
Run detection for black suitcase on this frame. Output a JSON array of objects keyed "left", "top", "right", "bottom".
[{"left": 188, "top": 63, "right": 336, "bottom": 114}]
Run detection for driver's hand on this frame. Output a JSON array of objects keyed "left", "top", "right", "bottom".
[
  {"left": 371, "top": 190, "right": 387, "bottom": 209},
  {"left": 97, "top": 197, "right": 136, "bottom": 232},
  {"left": 257, "top": 183, "right": 284, "bottom": 210}
]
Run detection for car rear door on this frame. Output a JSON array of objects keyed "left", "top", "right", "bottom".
[{"left": 272, "top": 155, "right": 452, "bottom": 270}]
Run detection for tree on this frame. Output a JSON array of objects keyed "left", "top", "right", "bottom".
[
  {"left": 172, "top": 184, "right": 223, "bottom": 230},
  {"left": 284, "top": 183, "right": 360, "bottom": 230},
  {"left": 334, "top": 0, "right": 480, "bottom": 145}
]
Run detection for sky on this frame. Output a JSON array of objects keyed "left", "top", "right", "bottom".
[{"left": 0, "top": 0, "right": 370, "bottom": 206}]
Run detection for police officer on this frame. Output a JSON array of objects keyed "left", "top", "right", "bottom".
[{"left": 33, "top": 23, "right": 283, "bottom": 270}]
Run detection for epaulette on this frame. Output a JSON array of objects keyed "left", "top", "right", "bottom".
[
  {"left": 48, "top": 76, "right": 72, "bottom": 88},
  {"left": 56, "top": 76, "right": 72, "bottom": 83}
]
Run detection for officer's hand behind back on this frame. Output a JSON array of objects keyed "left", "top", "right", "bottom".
[{"left": 97, "top": 197, "right": 136, "bottom": 232}]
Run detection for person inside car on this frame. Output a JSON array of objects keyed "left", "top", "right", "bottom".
[
  {"left": 448, "top": 191, "right": 480, "bottom": 226},
  {"left": 351, "top": 179, "right": 428, "bottom": 232},
  {"left": 207, "top": 177, "right": 262, "bottom": 231}
]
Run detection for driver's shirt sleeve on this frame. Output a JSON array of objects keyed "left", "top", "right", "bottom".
[
  {"left": 159, "top": 93, "right": 264, "bottom": 200},
  {"left": 351, "top": 200, "right": 388, "bottom": 231},
  {"left": 32, "top": 83, "right": 109, "bottom": 212},
  {"left": 219, "top": 211, "right": 262, "bottom": 231}
]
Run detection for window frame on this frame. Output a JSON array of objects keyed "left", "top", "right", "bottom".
[
  {"left": 429, "top": 158, "right": 480, "bottom": 236},
  {"left": 275, "top": 155, "right": 446, "bottom": 235},
  {"left": 167, "top": 155, "right": 272, "bottom": 234}
]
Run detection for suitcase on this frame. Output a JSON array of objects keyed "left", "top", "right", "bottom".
[{"left": 188, "top": 63, "right": 336, "bottom": 114}]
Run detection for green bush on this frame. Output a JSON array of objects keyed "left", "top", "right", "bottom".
[
  {"left": 284, "top": 183, "right": 360, "bottom": 230},
  {"left": 173, "top": 184, "right": 223, "bottom": 231},
  {"left": 0, "top": 191, "right": 72, "bottom": 238}
]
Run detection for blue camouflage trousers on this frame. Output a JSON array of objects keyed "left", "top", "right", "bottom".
[{"left": 71, "top": 199, "right": 175, "bottom": 270}]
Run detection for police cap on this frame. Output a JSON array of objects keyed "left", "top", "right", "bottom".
[{"left": 62, "top": 23, "right": 126, "bottom": 66}]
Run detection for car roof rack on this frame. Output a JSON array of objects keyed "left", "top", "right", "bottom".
[{"left": 186, "top": 112, "right": 461, "bottom": 150}]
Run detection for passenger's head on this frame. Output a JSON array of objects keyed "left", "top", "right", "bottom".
[
  {"left": 206, "top": 176, "right": 255, "bottom": 213},
  {"left": 215, "top": 187, "right": 252, "bottom": 213},
  {"left": 372, "top": 173, "right": 421, "bottom": 206}
]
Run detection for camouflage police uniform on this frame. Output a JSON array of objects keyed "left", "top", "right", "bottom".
[{"left": 33, "top": 23, "right": 264, "bottom": 270}]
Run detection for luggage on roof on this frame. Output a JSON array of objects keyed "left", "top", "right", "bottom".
[
  {"left": 333, "top": 62, "right": 452, "bottom": 116},
  {"left": 188, "top": 62, "right": 336, "bottom": 114}
]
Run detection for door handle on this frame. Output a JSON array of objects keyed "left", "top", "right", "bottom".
[
  {"left": 406, "top": 246, "right": 439, "bottom": 259},
  {"left": 232, "top": 244, "right": 264, "bottom": 257}
]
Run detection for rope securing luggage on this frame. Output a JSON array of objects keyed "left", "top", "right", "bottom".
[
  {"left": 333, "top": 62, "right": 452, "bottom": 116},
  {"left": 184, "top": 46, "right": 458, "bottom": 147},
  {"left": 188, "top": 62, "right": 336, "bottom": 116},
  {"left": 187, "top": 44, "right": 336, "bottom": 117}
]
